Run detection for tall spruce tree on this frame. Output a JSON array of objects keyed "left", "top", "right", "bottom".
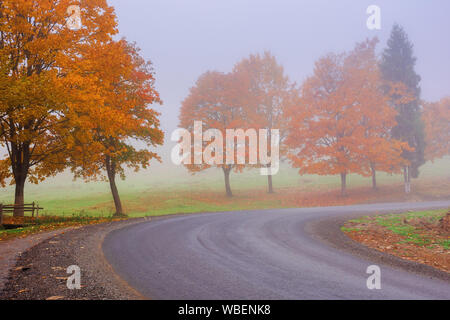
[{"left": 380, "top": 24, "right": 426, "bottom": 193}]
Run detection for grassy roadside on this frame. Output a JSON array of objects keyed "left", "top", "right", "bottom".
[
  {"left": 0, "top": 176, "right": 448, "bottom": 219},
  {"left": 1, "top": 157, "right": 449, "bottom": 218},
  {"left": 2, "top": 177, "right": 449, "bottom": 242},
  {"left": 342, "top": 209, "right": 450, "bottom": 273},
  {"left": 1, "top": 177, "right": 449, "bottom": 241},
  {"left": 1, "top": 158, "right": 448, "bottom": 242},
  {"left": 0, "top": 215, "right": 128, "bottom": 242}
]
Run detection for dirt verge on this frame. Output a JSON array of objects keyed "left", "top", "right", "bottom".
[
  {"left": 308, "top": 211, "right": 450, "bottom": 282},
  {"left": 0, "top": 218, "right": 148, "bottom": 300},
  {"left": 341, "top": 210, "right": 449, "bottom": 273}
]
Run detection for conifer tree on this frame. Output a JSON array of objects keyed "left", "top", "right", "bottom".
[{"left": 380, "top": 24, "right": 426, "bottom": 193}]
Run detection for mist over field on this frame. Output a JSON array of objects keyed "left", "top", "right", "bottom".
[{"left": 106, "top": 0, "right": 450, "bottom": 138}]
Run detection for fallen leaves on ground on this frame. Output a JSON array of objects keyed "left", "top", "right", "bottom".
[
  {"left": 342, "top": 210, "right": 450, "bottom": 273},
  {"left": 0, "top": 216, "right": 127, "bottom": 242}
]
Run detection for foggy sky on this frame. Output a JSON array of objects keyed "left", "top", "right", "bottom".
[{"left": 108, "top": 0, "right": 450, "bottom": 150}]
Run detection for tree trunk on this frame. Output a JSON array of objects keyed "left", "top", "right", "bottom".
[
  {"left": 372, "top": 171, "right": 377, "bottom": 190},
  {"left": 408, "top": 167, "right": 411, "bottom": 193},
  {"left": 13, "top": 172, "right": 26, "bottom": 217},
  {"left": 105, "top": 156, "right": 124, "bottom": 216},
  {"left": 267, "top": 166, "right": 274, "bottom": 194},
  {"left": 10, "top": 143, "right": 31, "bottom": 217},
  {"left": 223, "top": 167, "right": 233, "bottom": 197},
  {"left": 266, "top": 127, "right": 274, "bottom": 194},
  {"left": 108, "top": 174, "right": 124, "bottom": 216},
  {"left": 370, "top": 163, "right": 377, "bottom": 190},
  {"left": 340, "top": 172, "right": 347, "bottom": 197},
  {"left": 404, "top": 166, "right": 411, "bottom": 194}
]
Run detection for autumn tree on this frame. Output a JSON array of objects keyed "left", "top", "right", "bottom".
[
  {"left": 380, "top": 24, "right": 426, "bottom": 193},
  {"left": 178, "top": 71, "right": 251, "bottom": 197},
  {"left": 68, "top": 40, "right": 163, "bottom": 216},
  {"left": 423, "top": 97, "right": 450, "bottom": 161},
  {"left": 233, "top": 52, "right": 294, "bottom": 193},
  {"left": 346, "top": 40, "right": 410, "bottom": 189},
  {"left": 0, "top": 0, "right": 118, "bottom": 216},
  {"left": 287, "top": 39, "right": 408, "bottom": 196}
]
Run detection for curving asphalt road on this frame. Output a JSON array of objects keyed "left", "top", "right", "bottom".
[{"left": 103, "top": 201, "right": 450, "bottom": 300}]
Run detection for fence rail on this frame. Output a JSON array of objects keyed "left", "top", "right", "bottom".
[{"left": 0, "top": 202, "right": 44, "bottom": 225}]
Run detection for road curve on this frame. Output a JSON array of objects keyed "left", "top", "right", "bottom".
[{"left": 103, "top": 201, "right": 450, "bottom": 299}]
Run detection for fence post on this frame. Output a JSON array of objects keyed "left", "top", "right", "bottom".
[
  {"left": 32, "top": 202, "right": 35, "bottom": 218},
  {"left": 0, "top": 203, "right": 3, "bottom": 225}
]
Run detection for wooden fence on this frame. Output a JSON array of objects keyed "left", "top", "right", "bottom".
[{"left": 0, "top": 202, "right": 44, "bottom": 225}]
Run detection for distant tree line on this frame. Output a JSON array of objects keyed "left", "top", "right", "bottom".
[{"left": 179, "top": 25, "right": 449, "bottom": 197}]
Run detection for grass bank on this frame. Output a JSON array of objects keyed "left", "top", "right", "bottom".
[
  {"left": 342, "top": 209, "right": 450, "bottom": 272},
  {"left": 0, "top": 215, "right": 127, "bottom": 242},
  {"left": 1, "top": 158, "right": 449, "bottom": 218}
]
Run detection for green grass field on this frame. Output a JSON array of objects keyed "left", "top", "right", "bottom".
[{"left": 1, "top": 157, "right": 449, "bottom": 218}]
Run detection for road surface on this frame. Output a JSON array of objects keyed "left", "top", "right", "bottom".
[{"left": 103, "top": 201, "right": 450, "bottom": 299}]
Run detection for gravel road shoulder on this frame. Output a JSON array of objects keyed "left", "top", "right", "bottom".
[
  {"left": 0, "top": 218, "right": 149, "bottom": 300},
  {"left": 0, "top": 228, "right": 75, "bottom": 293}
]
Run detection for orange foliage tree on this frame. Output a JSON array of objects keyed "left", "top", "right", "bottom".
[
  {"left": 233, "top": 52, "right": 295, "bottom": 193},
  {"left": 0, "top": 0, "right": 117, "bottom": 216},
  {"left": 178, "top": 71, "right": 251, "bottom": 197},
  {"left": 67, "top": 40, "right": 163, "bottom": 216},
  {"left": 286, "top": 39, "right": 409, "bottom": 195},
  {"left": 423, "top": 97, "right": 450, "bottom": 161},
  {"left": 347, "top": 40, "right": 411, "bottom": 189}
]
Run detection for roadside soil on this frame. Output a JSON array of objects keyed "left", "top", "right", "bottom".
[
  {"left": 342, "top": 211, "right": 449, "bottom": 273},
  {"left": 0, "top": 219, "right": 147, "bottom": 300}
]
